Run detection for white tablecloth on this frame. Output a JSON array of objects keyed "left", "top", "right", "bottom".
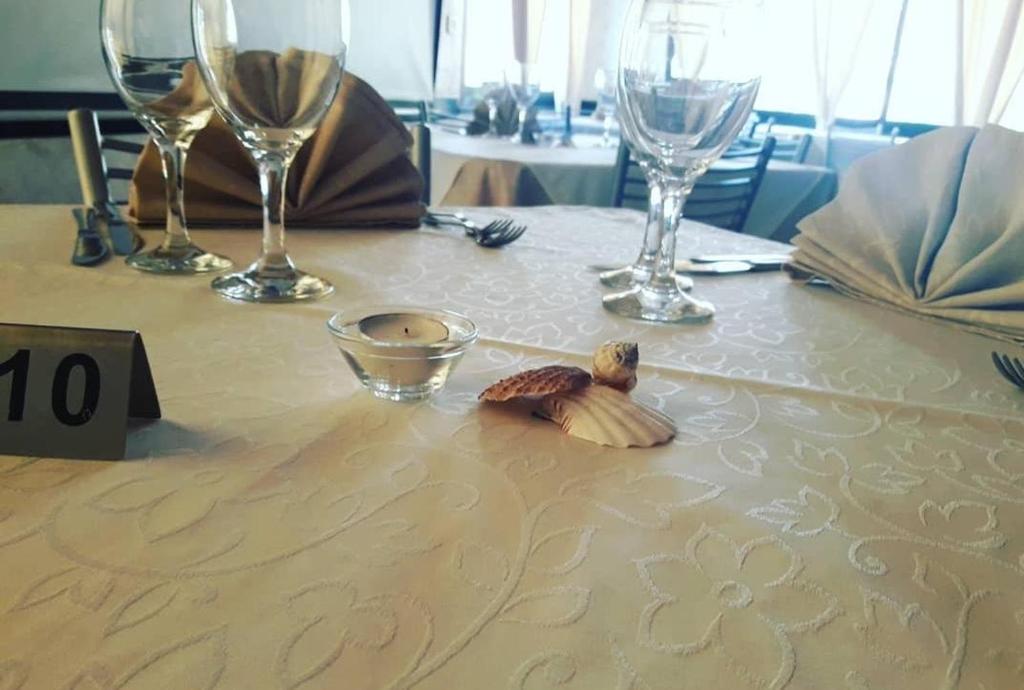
[
  {"left": 1, "top": 206, "right": 1022, "bottom": 689},
  {"left": 432, "top": 130, "right": 838, "bottom": 241}
]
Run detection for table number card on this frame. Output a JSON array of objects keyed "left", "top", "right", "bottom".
[{"left": 0, "top": 324, "right": 160, "bottom": 460}]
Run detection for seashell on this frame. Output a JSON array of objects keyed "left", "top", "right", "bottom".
[
  {"left": 480, "top": 366, "right": 592, "bottom": 402},
  {"left": 540, "top": 385, "right": 676, "bottom": 448},
  {"left": 592, "top": 341, "right": 639, "bottom": 392}
]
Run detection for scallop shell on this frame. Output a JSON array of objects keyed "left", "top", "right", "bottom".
[
  {"left": 479, "top": 366, "right": 592, "bottom": 402},
  {"left": 540, "top": 385, "right": 676, "bottom": 448},
  {"left": 592, "top": 341, "right": 639, "bottom": 392}
]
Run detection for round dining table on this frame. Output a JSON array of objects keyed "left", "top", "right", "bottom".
[
  {"left": 1, "top": 204, "right": 1022, "bottom": 689},
  {"left": 431, "top": 129, "right": 839, "bottom": 241}
]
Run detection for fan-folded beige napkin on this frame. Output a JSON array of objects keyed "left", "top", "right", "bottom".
[
  {"left": 130, "top": 55, "right": 425, "bottom": 228},
  {"left": 791, "top": 124, "right": 1024, "bottom": 343}
]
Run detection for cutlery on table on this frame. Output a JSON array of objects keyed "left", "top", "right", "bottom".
[
  {"left": 424, "top": 212, "right": 527, "bottom": 248},
  {"left": 71, "top": 208, "right": 110, "bottom": 266},
  {"left": 587, "top": 258, "right": 786, "bottom": 275},
  {"left": 68, "top": 109, "right": 144, "bottom": 256},
  {"left": 95, "top": 201, "right": 145, "bottom": 255},
  {"left": 992, "top": 352, "right": 1024, "bottom": 390},
  {"left": 690, "top": 253, "right": 792, "bottom": 267}
]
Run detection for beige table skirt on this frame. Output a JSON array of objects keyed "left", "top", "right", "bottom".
[
  {"left": 1, "top": 205, "right": 1022, "bottom": 689},
  {"left": 431, "top": 130, "right": 838, "bottom": 241}
]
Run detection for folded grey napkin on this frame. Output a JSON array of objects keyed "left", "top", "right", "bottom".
[{"left": 790, "top": 125, "right": 1024, "bottom": 343}]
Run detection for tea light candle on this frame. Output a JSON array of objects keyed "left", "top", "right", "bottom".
[
  {"left": 329, "top": 306, "right": 477, "bottom": 402},
  {"left": 355, "top": 313, "right": 452, "bottom": 388},
  {"left": 358, "top": 313, "right": 450, "bottom": 345}
]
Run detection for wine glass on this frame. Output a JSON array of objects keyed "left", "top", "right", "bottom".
[
  {"left": 599, "top": 83, "right": 693, "bottom": 293},
  {"left": 101, "top": 0, "right": 233, "bottom": 274},
  {"left": 604, "top": 0, "right": 761, "bottom": 323},
  {"left": 192, "top": 0, "right": 346, "bottom": 303}
]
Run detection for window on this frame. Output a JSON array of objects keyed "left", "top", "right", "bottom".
[{"left": 450, "top": 0, "right": 1024, "bottom": 129}]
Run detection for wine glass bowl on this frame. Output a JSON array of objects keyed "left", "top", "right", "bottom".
[
  {"left": 101, "top": 0, "right": 233, "bottom": 274},
  {"left": 604, "top": 0, "right": 761, "bottom": 323},
  {"left": 192, "top": 0, "right": 347, "bottom": 303}
]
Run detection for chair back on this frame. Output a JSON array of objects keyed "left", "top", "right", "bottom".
[
  {"left": 0, "top": 91, "right": 140, "bottom": 139},
  {"left": 611, "top": 142, "right": 651, "bottom": 212},
  {"left": 611, "top": 136, "right": 776, "bottom": 233},
  {"left": 685, "top": 136, "right": 775, "bottom": 232},
  {"left": 388, "top": 99, "right": 429, "bottom": 125},
  {"left": 409, "top": 123, "right": 431, "bottom": 205},
  {"left": 67, "top": 109, "right": 145, "bottom": 207}
]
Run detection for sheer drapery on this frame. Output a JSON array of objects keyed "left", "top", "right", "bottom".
[
  {"left": 441, "top": 0, "right": 1024, "bottom": 130},
  {"left": 809, "top": 0, "right": 882, "bottom": 129},
  {"left": 957, "top": 0, "right": 1024, "bottom": 126}
]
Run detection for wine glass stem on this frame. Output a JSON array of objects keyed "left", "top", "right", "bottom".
[
  {"left": 647, "top": 185, "right": 689, "bottom": 294},
  {"left": 256, "top": 155, "right": 294, "bottom": 273},
  {"left": 157, "top": 142, "right": 193, "bottom": 252},
  {"left": 637, "top": 175, "right": 663, "bottom": 267}
]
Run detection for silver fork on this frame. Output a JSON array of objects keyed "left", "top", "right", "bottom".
[
  {"left": 992, "top": 352, "right": 1024, "bottom": 390},
  {"left": 424, "top": 212, "right": 527, "bottom": 248},
  {"left": 476, "top": 219, "right": 527, "bottom": 247}
]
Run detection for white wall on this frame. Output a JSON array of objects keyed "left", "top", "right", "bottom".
[{"left": 0, "top": 0, "right": 436, "bottom": 99}]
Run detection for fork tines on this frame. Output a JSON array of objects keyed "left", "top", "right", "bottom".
[
  {"left": 992, "top": 352, "right": 1024, "bottom": 390},
  {"left": 479, "top": 222, "right": 527, "bottom": 248}
]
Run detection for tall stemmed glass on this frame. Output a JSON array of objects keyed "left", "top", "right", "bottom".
[
  {"left": 101, "top": 0, "right": 233, "bottom": 274},
  {"left": 604, "top": 0, "right": 761, "bottom": 323},
  {"left": 599, "top": 90, "right": 694, "bottom": 292},
  {"left": 192, "top": 0, "right": 346, "bottom": 303}
]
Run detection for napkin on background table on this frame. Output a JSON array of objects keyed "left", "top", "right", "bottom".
[
  {"left": 465, "top": 86, "right": 541, "bottom": 142},
  {"left": 130, "top": 55, "right": 425, "bottom": 229},
  {"left": 790, "top": 124, "right": 1024, "bottom": 343}
]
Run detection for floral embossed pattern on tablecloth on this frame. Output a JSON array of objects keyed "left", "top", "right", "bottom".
[{"left": 0, "top": 205, "right": 1021, "bottom": 689}]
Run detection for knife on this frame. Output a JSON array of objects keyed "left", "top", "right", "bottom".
[
  {"left": 690, "top": 253, "right": 792, "bottom": 267},
  {"left": 97, "top": 201, "right": 143, "bottom": 256},
  {"left": 71, "top": 208, "right": 110, "bottom": 267},
  {"left": 68, "top": 109, "right": 142, "bottom": 256},
  {"left": 588, "top": 259, "right": 785, "bottom": 275}
]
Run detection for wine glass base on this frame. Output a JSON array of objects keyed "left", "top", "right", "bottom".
[
  {"left": 212, "top": 266, "right": 334, "bottom": 303},
  {"left": 126, "top": 245, "right": 232, "bottom": 275},
  {"left": 603, "top": 286, "right": 715, "bottom": 324},
  {"left": 599, "top": 265, "right": 694, "bottom": 291}
]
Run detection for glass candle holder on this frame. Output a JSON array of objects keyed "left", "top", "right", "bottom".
[{"left": 327, "top": 306, "right": 478, "bottom": 402}]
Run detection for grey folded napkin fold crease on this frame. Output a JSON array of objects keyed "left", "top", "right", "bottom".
[{"left": 790, "top": 124, "right": 1024, "bottom": 343}]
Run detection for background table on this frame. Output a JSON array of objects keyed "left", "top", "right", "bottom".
[
  {"left": 432, "top": 130, "right": 839, "bottom": 241},
  {"left": 2, "top": 205, "right": 1022, "bottom": 689}
]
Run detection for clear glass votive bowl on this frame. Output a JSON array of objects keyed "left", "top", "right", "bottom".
[{"left": 327, "top": 306, "right": 478, "bottom": 402}]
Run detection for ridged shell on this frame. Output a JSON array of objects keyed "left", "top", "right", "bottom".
[
  {"left": 540, "top": 386, "right": 676, "bottom": 448},
  {"left": 592, "top": 342, "right": 639, "bottom": 392},
  {"left": 479, "top": 366, "right": 592, "bottom": 402}
]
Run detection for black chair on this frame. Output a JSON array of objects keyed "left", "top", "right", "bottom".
[
  {"left": 745, "top": 117, "right": 812, "bottom": 163},
  {"left": 387, "top": 99, "right": 429, "bottom": 126},
  {"left": 387, "top": 99, "right": 432, "bottom": 205},
  {"left": 0, "top": 91, "right": 141, "bottom": 140},
  {"left": 0, "top": 91, "right": 145, "bottom": 205},
  {"left": 611, "top": 136, "right": 777, "bottom": 234}
]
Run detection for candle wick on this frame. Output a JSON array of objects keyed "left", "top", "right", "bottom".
[{"left": 404, "top": 328, "right": 411, "bottom": 336}]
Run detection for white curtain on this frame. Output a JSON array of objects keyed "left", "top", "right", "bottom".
[
  {"left": 561, "top": 0, "right": 631, "bottom": 111},
  {"left": 956, "top": 0, "right": 1024, "bottom": 126},
  {"left": 809, "top": 0, "right": 880, "bottom": 130}
]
